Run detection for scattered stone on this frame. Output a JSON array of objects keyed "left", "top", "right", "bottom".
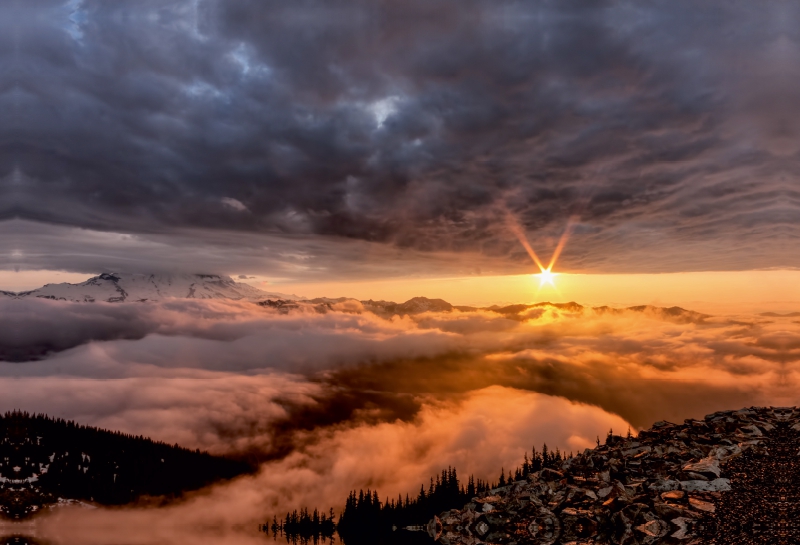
[
  {"left": 688, "top": 497, "right": 716, "bottom": 513},
  {"left": 661, "top": 490, "right": 685, "bottom": 501},
  {"left": 427, "top": 407, "right": 800, "bottom": 544}
]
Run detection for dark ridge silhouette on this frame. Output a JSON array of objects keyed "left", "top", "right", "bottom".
[
  {"left": 361, "top": 297, "right": 454, "bottom": 316},
  {"left": 0, "top": 411, "right": 253, "bottom": 518}
]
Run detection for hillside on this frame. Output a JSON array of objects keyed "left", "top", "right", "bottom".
[
  {"left": 426, "top": 407, "right": 784, "bottom": 544},
  {"left": 308, "top": 406, "right": 786, "bottom": 544},
  {"left": 0, "top": 412, "right": 252, "bottom": 518}
]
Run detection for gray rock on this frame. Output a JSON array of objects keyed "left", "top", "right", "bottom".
[{"left": 425, "top": 406, "right": 793, "bottom": 544}]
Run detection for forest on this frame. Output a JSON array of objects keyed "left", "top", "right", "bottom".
[
  {"left": 0, "top": 411, "right": 252, "bottom": 517},
  {"left": 266, "top": 442, "right": 575, "bottom": 544}
]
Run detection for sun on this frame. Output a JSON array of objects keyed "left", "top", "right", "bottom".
[{"left": 535, "top": 267, "right": 558, "bottom": 288}]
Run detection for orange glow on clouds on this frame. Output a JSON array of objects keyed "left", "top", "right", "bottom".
[{"left": 3, "top": 293, "right": 797, "bottom": 541}]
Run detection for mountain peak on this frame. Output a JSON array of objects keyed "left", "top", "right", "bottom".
[{"left": 4, "top": 273, "right": 301, "bottom": 303}]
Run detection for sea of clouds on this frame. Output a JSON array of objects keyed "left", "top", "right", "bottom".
[{"left": 0, "top": 297, "right": 795, "bottom": 543}]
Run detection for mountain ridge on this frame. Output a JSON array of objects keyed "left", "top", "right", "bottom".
[
  {"left": 2, "top": 275, "right": 709, "bottom": 323},
  {"left": 2, "top": 273, "right": 301, "bottom": 303}
]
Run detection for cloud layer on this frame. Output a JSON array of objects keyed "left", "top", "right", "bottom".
[
  {"left": 0, "top": 296, "right": 790, "bottom": 543},
  {"left": 3, "top": 298, "right": 795, "bottom": 421},
  {"left": 2, "top": 1, "right": 799, "bottom": 275},
  {"left": 0, "top": 298, "right": 796, "bottom": 468},
  {"left": 34, "top": 387, "right": 631, "bottom": 545}
]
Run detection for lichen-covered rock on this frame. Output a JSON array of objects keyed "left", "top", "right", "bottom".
[{"left": 428, "top": 407, "right": 796, "bottom": 544}]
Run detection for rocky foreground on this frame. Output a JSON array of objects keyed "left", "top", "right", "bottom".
[{"left": 425, "top": 407, "right": 798, "bottom": 544}]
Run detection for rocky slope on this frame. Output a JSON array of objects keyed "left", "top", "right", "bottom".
[
  {"left": 424, "top": 407, "right": 790, "bottom": 544},
  {"left": 4, "top": 273, "right": 299, "bottom": 302}
]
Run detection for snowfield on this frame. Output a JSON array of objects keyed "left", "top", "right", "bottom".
[{"left": 3, "top": 273, "right": 301, "bottom": 303}]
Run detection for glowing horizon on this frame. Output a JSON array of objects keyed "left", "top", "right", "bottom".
[{"left": 3, "top": 268, "right": 797, "bottom": 315}]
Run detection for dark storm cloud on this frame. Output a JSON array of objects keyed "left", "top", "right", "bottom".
[
  {"left": 0, "top": 219, "right": 497, "bottom": 279},
  {"left": 2, "top": 0, "right": 799, "bottom": 273}
]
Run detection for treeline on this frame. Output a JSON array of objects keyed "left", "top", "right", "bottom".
[
  {"left": 272, "top": 443, "right": 573, "bottom": 544},
  {"left": 263, "top": 508, "right": 337, "bottom": 543},
  {"left": 0, "top": 410, "right": 252, "bottom": 516},
  {"left": 0, "top": 411, "right": 218, "bottom": 456},
  {"left": 337, "top": 467, "right": 475, "bottom": 539}
]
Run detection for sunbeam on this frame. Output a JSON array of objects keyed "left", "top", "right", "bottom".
[
  {"left": 546, "top": 218, "right": 577, "bottom": 272},
  {"left": 508, "top": 214, "right": 574, "bottom": 288},
  {"left": 506, "top": 216, "right": 546, "bottom": 272}
]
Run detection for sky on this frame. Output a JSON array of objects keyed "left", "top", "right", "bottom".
[
  {"left": 1, "top": 0, "right": 800, "bottom": 543},
  {"left": 2, "top": 0, "right": 799, "bottom": 284}
]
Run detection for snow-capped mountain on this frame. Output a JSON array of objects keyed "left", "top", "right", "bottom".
[{"left": 5, "top": 273, "right": 301, "bottom": 303}]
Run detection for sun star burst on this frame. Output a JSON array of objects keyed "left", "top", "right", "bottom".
[{"left": 536, "top": 267, "right": 558, "bottom": 288}]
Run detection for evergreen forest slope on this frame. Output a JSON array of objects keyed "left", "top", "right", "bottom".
[{"left": 0, "top": 411, "right": 252, "bottom": 518}]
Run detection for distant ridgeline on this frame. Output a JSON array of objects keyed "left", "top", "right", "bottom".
[{"left": 0, "top": 411, "right": 251, "bottom": 518}]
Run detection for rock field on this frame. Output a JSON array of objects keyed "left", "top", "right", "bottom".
[{"left": 425, "top": 407, "right": 799, "bottom": 544}]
